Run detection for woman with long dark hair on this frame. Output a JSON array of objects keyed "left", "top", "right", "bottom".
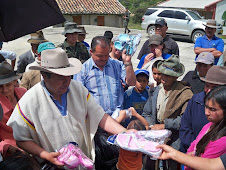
[{"left": 185, "top": 86, "right": 226, "bottom": 170}]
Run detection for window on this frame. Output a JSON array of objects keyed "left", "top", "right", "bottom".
[
  {"left": 144, "top": 9, "right": 157, "bottom": 16},
  {"left": 174, "top": 11, "right": 187, "bottom": 20},
  {"left": 158, "top": 10, "right": 174, "bottom": 18}
]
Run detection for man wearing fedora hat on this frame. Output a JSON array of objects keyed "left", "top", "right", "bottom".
[
  {"left": 59, "top": 22, "right": 90, "bottom": 63},
  {"left": 194, "top": 19, "right": 224, "bottom": 65},
  {"left": 142, "top": 55, "right": 193, "bottom": 170},
  {"left": 7, "top": 48, "right": 128, "bottom": 166},
  {"left": 77, "top": 26, "right": 90, "bottom": 53},
  {"left": 180, "top": 65, "right": 226, "bottom": 153},
  {"left": 17, "top": 30, "right": 48, "bottom": 74}
]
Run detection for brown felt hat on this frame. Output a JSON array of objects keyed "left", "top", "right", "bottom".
[
  {"left": 27, "top": 30, "right": 48, "bottom": 44},
  {"left": 200, "top": 65, "right": 226, "bottom": 85}
]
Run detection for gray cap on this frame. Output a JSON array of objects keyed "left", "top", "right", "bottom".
[
  {"left": 195, "top": 52, "right": 214, "bottom": 65},
  {"left": 62, "top": 22, "right": 82, "bottom": 35},
  {"left": 148, "top": 34, "right": 163, "bottom": 46}
]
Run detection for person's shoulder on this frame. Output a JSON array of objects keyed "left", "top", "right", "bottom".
[
  {"left": 15, "top": 87, "right": 27, "bottom": 94},
  {"left": 124, "top": 87, "right": 135, "bottom": 96},
  {"left": 191, "top": 91, "right": 205, "bottom": 102},
  {"left": 165, "top": 36, "right": 176, "bottom": 43},
  {"left": 19, "top": 50, "right": 31, "bottom": 58}
]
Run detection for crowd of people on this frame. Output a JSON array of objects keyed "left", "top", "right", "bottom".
[{"left": 0, "top": 18, "right": 226, "bottom": 170}]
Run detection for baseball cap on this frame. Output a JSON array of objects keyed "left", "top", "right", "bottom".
[
  {"left": 38, "top": 42, "right": 56, "bottom": 54},
  {"left": 155, "top": 18, "right": 167, "bottom": 27},
  {"left": 195, "top": 52, "right": 214, "bottom": 65},
  {"left": 148, "top": 34, "right": 163, "bottom": 46},
  {"left": 135, "top": 69, "right": 149, "bottom": 77}
]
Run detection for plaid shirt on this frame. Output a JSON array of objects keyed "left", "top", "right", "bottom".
[{"left": 74, "top": 57, "right": 126, "bottom": 115}]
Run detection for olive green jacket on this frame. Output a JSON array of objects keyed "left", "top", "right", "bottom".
[{"left": 59, "top": 40, "right": 90, "bottom": 63}]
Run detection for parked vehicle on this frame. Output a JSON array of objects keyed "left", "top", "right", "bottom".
[{"left": 141, "top": 7, "right": 223, "bottom": 43}]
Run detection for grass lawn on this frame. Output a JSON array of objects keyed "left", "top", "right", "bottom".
[
  {"left": 220, "top": 35, "right": 226, "bottom": 39},
  {"left": 128, "top": 22, "right": 142, "bottom": 30}
]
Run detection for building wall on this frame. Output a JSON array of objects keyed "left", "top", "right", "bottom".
[
  {"left": 61, "top": 14, "right": 123, "bottom": 27},
  {"left": 215, "top": 1, "right": 226, "bottom": 25}
]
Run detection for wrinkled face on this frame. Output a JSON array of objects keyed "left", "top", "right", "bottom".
[
  {"left": 150, "top": 44, "right": 163, "bottom": 55},
  {"left": 204, "top": 82, "right": 218, "bottom": 94},
  {"left": 0, "top": 80, "right": 17, "bottom": 97},
  {"left": 152, "top": 67, "right": 161, "bottom": 84},
  {"left": 205, "top": 27, "right": 216, "bottom": 39},
  {"left": 155, "top": 25, "right": 168, "bottom": 37},
  {"left": 135, "top": 75, "right": 149, "bottom": 93},
  {"left": 66, "top": 32, "right": 78, "bottom": 44},
  {"left": 205, "top": 99, "right": 224, "bottom": 124},
  {"left": 91, "top": 45, "right": 110, "bottom": 69},
  {"left": 43, "top": 73, "right": 71, "bottom": 97},
  {"left": 161, "top": 74, "right": 177, "bottom": 87},
  {"left": 196, "top": 63, "right": 212, "bottom": 77},
  {"left": 78, "top": 34, "right": 86, "bottom": 42}
]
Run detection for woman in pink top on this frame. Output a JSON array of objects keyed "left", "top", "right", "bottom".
[
  {"left": 0, "top": 61, "right": 26, "bottom": 159},
  {"left": 185, "top": 86, "right": 226, "bottom": 170}
]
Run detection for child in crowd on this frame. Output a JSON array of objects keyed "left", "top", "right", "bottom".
[
  {"left": 149, "top": 60, "right": 162, "bottom": 89},
  {"left": 117, "top": 119, "right": 146, "bottom": 170},
  {"left": 121, "top": 69, "right": 149, "bottom": 127}
]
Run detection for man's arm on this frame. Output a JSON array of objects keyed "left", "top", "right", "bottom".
[
  {"left": 157, "top": 144, "right": 225, "bottom": 170},
  {"left": 121, "top": 49, "right": 136, "bottom": 86},
  {"left": 99, "top": 114, "right": 126, "bottom": 134},
  {"left": 195, "top": 47, "right": 223, "bottom": 58},
  {"left": 16, "top": 141, "right": 64, "bottom": 166}
]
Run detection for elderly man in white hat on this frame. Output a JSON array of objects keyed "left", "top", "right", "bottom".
[
  {"left": 194, "top": 19, "right": 224, "bottom": 65},
  {"left": 59, "top": 22, "right": 90, "bottom": 63},
  {"left": 7, "top": 48, "right": 127, "bottom": 166}
]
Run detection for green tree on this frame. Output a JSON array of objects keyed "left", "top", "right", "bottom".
[{"left": 222, "top": 11, "right": 226, "bottom": 26}]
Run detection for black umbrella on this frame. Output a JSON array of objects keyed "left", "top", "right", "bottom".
[{"left": 0, "top": 0, "right": 65, "bottom": 42}]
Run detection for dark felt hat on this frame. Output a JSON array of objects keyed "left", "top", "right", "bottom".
[{"left": 0, "top": 61, "right": 21, "bottom": 85}]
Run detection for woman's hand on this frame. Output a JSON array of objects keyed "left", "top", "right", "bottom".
[
  {"left": 157, "top": 144, "right": 177, "bottom": 160},
  {"left": 129, "top": 107, "right": 138, "bottom": 117},
  {"left": 143, "top": 53, "right": 154, "bottom": 66}
]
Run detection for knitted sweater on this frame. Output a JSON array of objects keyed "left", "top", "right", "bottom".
[{"left": 7, "top": 80, "right": 105, "bottom": 160}]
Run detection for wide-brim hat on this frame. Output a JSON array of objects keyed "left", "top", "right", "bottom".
[
  {"left": 0, "top": 61, "right": 21, "bottom": 85},
  {"left": 27, "top": 30, "right": 48, "bottom": 44},
  {"left": 157, "top": 54, "right": 184, "bottom": 77},
  {"left": 200, "top": 65, "right": 226, "bottom": 85},
  {"left": 62, "top": 22, "right": 82, "bottom": 35},
  {"left": 78, "top": 27, "right": 88, "bottom": 35},
  {"left": 30, "top": 48, "right": 82, "bottom": 76},
  {"left": 203, "top": 19, "right": 220, "bottom": 29}
]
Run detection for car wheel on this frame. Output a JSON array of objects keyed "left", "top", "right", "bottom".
[
  {"left": 148, "top": 26, "right": 155, "bottom": 37},
  {"left": 192, "top": 30, "right": 205, "bottom": 43}
]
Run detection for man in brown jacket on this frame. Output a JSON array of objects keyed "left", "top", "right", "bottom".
[{"left": 142, "top": 55, "right": 193, "bottom": 170}]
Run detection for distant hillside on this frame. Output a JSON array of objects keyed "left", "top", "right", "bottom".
[{"left": 119, "top": 0, "right": 165, "bottom": 23}]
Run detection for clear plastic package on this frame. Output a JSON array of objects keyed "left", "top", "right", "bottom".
[
  {"left": 114, "top": 34, "right": 142, "bottom": 56},
  {"left": 107, "top": 129, "right": 172, "bottom": 160},
  {"left": 57, "top": 142, "right": 94, "bottom": 170}
]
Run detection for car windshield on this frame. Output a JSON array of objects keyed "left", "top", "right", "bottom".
[{"left": 186, "top": 10, "right": 202, "bottom": 20}]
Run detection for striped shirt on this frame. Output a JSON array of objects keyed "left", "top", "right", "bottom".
[{"left": 74, "top": 57, "right": 126, "bottom": 115}]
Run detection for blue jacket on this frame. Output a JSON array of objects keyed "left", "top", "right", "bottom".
[{"left": 179, "top": 91, "right": 209, "bottom": 153}]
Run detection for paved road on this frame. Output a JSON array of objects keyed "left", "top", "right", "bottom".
[{"left": 2, "top": 25, "right": 198, "bottom": 77}]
